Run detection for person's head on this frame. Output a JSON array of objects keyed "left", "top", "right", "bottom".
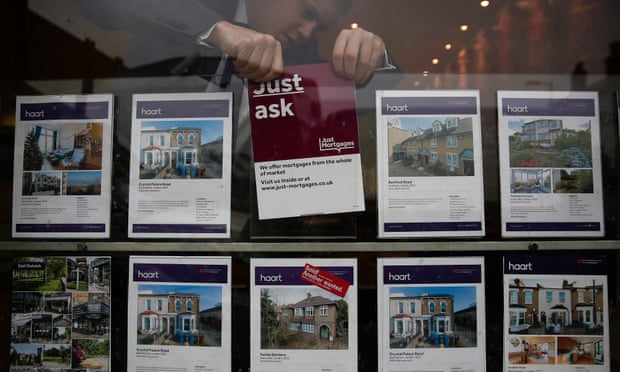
[{"left": 246, "top": 0, "right": 353, "bottom": 48}]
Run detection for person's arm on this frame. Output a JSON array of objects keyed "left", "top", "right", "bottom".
[
  {"left": 199, "top": 21, "right": 284, "bottom": 82},
  {"left": 73, "top": 0, "right": 226, "bottom": 38},
  {"left": 72, "top": 0, "right": 233, "bottom": 67}
]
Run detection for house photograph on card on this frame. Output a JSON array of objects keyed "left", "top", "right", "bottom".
[
  {"left": 388, "top": 286, "right": 477, "bottom": 348},
  {"left": 139, "top": 120, "right": 224, "bottom": 180},
  {"left": 135, "top": 284, "right": 223, "bottom": 347},
  {"left": 260, "top": 288, "right": 349, "bottom": 350},
  {"left": 387, "top": 117, "right": 476, "bottom": 177},
  {"left": 507, "top": 277, "right": 605, "bottom": 336},
  {"left": 507, "top": 118, "right": 593, "bottom": 169}
]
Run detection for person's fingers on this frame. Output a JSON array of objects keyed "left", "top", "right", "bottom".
[
  {"left": 332, "top": 28, "right": 386, "bottom": 84},
  {"left": 332, "top": 29, "right": 351, "bottom": 79},
  {"left": 353, "top": 35, "right": 384, "bottom": 83},
  {"left": 233, "top": 34, "right": 283, "bottom": 82},
  {"left": 212, "top": 22, "right": 283, "bottom": 81},
  {"left": 234, "top": 43, "right": 283, "bottom": 82}
]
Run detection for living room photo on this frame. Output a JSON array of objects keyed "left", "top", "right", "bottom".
[{"left": 22, "top": 122, "right": 103, "bottom": 172}]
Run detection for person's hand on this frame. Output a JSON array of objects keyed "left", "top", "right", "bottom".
[
  {"left": 208, "top": 21, "right": 283, "bottom": 82},
  {"left": 332, "top": 27, "right": 386, "bottom": 85}
]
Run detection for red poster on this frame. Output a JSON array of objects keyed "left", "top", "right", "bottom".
[
  {"left": 247, "top": 63, "right": 365, "bottom": 220},
  {"left": 248, "top": 63, "right": 360, "bottom": 162},
  {"left": 300, "top": 263, "right": 351, "bottom": 298}
]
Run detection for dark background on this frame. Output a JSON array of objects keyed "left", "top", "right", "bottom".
[{"left": 1, "top": 1, "right": 620, "bottom": 371}]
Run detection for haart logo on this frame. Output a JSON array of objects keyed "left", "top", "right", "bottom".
[
  {"left": 259, "top": 273, "right": 283, "bottom": 282},
  {"left": 137, "top": 270, "right": 159, "bottom": 279},
  {"left": 388, "top": 272, "right": 412, "bottom": 281},
  {"left": 141, "top": 107, "right": 163, "bottom": 116},
  {"left": 385, "top": 103, "right": 408, "bottom": 112},
  {"left": 24, "top": 109, "right": 45, "bottom": 118},
  {"left": 508, "top": 261, "right": 533, "bottom": 271},
  {"left": 506, "top": 104, "right": 529, "bottom": 113}
]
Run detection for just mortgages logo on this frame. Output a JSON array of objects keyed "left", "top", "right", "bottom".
[{"left": 318, "top": 136, "right": 355, "bottom": 152}]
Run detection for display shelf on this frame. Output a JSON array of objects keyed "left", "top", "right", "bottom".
[{"left": 1, "top": 240, "right": 619, "bottom": 253}]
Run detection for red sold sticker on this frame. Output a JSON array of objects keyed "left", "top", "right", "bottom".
[{"left": 300, "top": 263, "right": 350, "bottom": 298}]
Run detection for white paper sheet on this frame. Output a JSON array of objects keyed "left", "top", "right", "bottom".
[
  {"left": 497, "top": 91, "right": 604, "bottom": 237},
  {"left": 376, "top": 90, "right": 485, "bottom": 238},
  {"left": 377, "top": 256, "right": 487, "bottom": 372},
  {"left": 127, "top": 256, "right": 232, "bottom": 372},
  {"left": 128, "top": 92, "right": 233, "bottom": 238},
  {"left": 503, "top": 254, "right": 610, "bottom": 372},
  {"left": 12, "top": 95, "right": 114, "bottom": 238},
  {"left": 250, "top": 258, "right": 358, "bottom": 372}
]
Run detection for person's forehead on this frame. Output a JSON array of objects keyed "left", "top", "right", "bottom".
[{"left": 307, "top": 0, "right": 341, "bottom": 23}]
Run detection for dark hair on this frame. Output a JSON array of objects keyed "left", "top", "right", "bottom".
[{"left": 337, "top": 0, "right": 353, "bottom": 14}]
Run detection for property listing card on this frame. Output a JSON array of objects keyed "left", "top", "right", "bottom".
[
  {"left": 248, "top": 63, "right": 364, "bottom": 220},
  {"left": 127, "top": 256, "right": 232, "bottom": 372},
  {"left": 503, "top": 254, "right": 609, "bottom": 372},
  {"left": 128, "top": 92, "right": 232, "bottom": 238},
  {"left": 497, "top": 91, "right": 604, "bottom": 237},
  {"left": 377, "top": 257, "right": 486, "bottom": 372},
  {"left": 12, "top": 95, "right": 114, "bottom": 238},
  {"left": 375, "top": 90, "right": 485, "bottom": 238},
  {"left": 11, "top": 256, "right": 112, "bottom": 371},
  {"left": 250, "top": 258, "right": 357, "bottom": 372}
]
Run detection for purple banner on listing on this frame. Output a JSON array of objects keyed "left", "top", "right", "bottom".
[
  {"left": 504, "top": 254, "right": 607, "bottom": 275},
  {"left": 255, "top": 266, "right": 354, "bottom": 286},
  {"left": 381, "top": 96, "right": 478, "bottom": 115},
  {"left": 132, "top": 224, "right": 227, "bottom": 234},
  {"left": 16, "top": 223, "right": 105, "bottom": 233},
  {"left": 384, "top": 265, "right": 482, "bottom": 284},
  {"left": 136, "top": 100, "right": 229, "bottom": 118},
  {"left": 385, "top": 222, "right": 482, "bottom": 232},
  {"left": 133, "top": 263, "right": 228, "bottom": 283},
  {"left": 506, "top": 222, "right": 600, "bottom": 232},
  {"left": 501, "top": 98, "right": 595, "bottom": 116},
  {"left": 20, "top": 101, "right": 109, "bottom": 120}
]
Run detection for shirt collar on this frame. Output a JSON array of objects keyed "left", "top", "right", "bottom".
[{"left": 235, "top": 0, "right": 248, "bottom": 23}]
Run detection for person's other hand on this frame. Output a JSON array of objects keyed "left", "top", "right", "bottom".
[
  {"left": 332, "top": 27, "right": 386, "bottom": 85},
  {"left": 208, "top": 21, "right": 283, "bottom": 82}
]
